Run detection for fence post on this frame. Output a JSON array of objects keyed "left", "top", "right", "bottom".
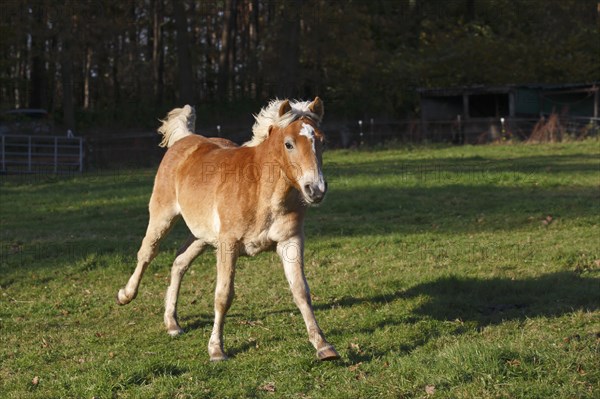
[
  {"left": 358, "top": 120, "right": 363, "bottom": 146},
  {"left": 1, "top": 135, "right": 4, "bottom": 173},
  {"left": 79, "top": 138, "right": 83, "bottom": 173},
  {"left": 28, "top": 136, "right": 32, "bottom": 172},
  {"left": 456, "top": 114, "right": 462, "bottom": 144},
  {"left": 54, "top": 137, "right": 58, "bottom": 174}
]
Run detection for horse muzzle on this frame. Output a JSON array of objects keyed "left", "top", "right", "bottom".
[{"left": 303, "top": 180, "right": 327, "bottom": 204}]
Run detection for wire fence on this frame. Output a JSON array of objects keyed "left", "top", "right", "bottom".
[
  {"left": 340, "top": 116, "right": 599, "bottom": 145},
  {"left": 1, "top": 115, "right": 597, "bottom": 175}
]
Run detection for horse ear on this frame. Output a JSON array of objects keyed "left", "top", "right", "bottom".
[
  {"left": 278, "top": 100, "right": 291, "bottom": 116},
  {"left": 309, "top": 97, "right": 324, "bottom": 120}
]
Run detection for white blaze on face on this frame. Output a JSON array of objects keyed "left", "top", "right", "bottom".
[
  {"left": 300, "top": 122, "right": 316, "bottom": 152},
  {"left": 298, "top": 122, "right": 326, "bottom": 196}
]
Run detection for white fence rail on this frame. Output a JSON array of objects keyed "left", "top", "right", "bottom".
[{"left": 0, "top": 135, "right": 84, "bottom": 173}]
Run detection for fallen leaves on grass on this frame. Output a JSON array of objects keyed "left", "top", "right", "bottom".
[
  {"left": 238, "top": 319, "right": 270, "bottom": 331},
  {"left": 564, "top": 334, "right": 581, "bottom": 344},
  {"left": 348, "top": 362, "right": 368, "bottom": 380},
  {"left": 425, "top": 384, "right": 435, "bottom": 396},
  {"left": 541, "top": 215, "right": 553, "bottom": 226},
  {"left": 238, "top": 319, "right": 262, "bottom": 326},
  {"left": 348, "top": 342, "right": 364, "bottom": 355},
  {"left": 258, "top": 382, "right": 276, "bottom": 393},
  {"left": 348, "top": 362, "right": 362, "bottom": 372}
]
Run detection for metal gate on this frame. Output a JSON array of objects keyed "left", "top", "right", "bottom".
[{"left": 0, "top": 135, "right": 84, "bottom": 173}]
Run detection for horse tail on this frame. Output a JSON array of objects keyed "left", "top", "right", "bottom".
[{"left": 157, "top": 105, "right": 196, "bottom": 148}]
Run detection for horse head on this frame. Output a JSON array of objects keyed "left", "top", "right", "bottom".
[{"left": 270, "top": 97, "right": 327, "bottom": 204}]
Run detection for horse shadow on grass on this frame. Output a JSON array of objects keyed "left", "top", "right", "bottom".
[
  {"left": 315, "top": 271, "right": 599, "bottom": 363},
  {"left": 178, "top": 312, "right": 282, "bottom": 359},
  {"left": 180, "top": 314, "right": 213, "bottom": 333},
  {"left": 176, "top": 272, "right": 598, "bottom": 362}
]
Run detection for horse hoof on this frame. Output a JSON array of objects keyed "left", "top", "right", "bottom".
[
  {"left": 210, "top": 354, "right": 229, "bottom": 362},
  {"left": 116, "top": 289, "right": 134, "bottom": 306},
  {"left": 317, "top": 345, "right": 340, "bottom": 361},
  {"left": 167, "top": 328, "right": 184, "bottom": 337}
]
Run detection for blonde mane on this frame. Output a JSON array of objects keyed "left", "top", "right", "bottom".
[{"left": 244, "top": 99, "right": 323, "bottom": 147}]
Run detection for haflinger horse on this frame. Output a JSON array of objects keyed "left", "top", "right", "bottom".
[{"left": 116, "top": 97, "right": 340, "bottom": 361}]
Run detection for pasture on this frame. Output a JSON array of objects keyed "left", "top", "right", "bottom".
[{"left": 1, "top": 141, "right": 599, "bottom": 398}]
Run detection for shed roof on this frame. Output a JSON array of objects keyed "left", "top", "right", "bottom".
[{"left": 418, "top": 82, "right": 599, "bottom": 97}]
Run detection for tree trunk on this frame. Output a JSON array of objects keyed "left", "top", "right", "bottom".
[
  {"left": 47, "top": 35, "right": 57, "bottom": 113},
  {"left": 229, "top": 1, "right": 238, "bottom": 100},
  {"left": 277, "top": 4, "right": 301, "bottom": 98},
  {"left": 60, "top": 22, "right": 76, "bottom": 133},
  {"left": 29, "top": 4, "right": 47, "bottom": 109},
  {"left": 465, "top": 0, "right": 475, "bottom": 22},
  {"left": 152, "top": 0, "right": 165, "bottom": 106},
  {"left": 217, "top": 0, "right": 237, "bottom": 101},
  {"left": 83, "top": 46, "right": 92, "bottom": 109},
  {"left": 204, "top": 11, "right": 215, "bottom": 101},
  {"left": 112, "top": 36, "right": 121, "bottom": 109},
  {"left": 173, "top": 0, "right": 195, "bottom": 105},
  {"left": 250, "top": 0, "right": 259, "bottom": 99}
]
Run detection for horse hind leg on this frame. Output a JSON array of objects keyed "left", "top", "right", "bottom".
[
  {"left": 164, "top": 235, "right": 207, "bottom": 336},
  {"left": 116, "top": 204, "right": 179, "bottom": 306}
]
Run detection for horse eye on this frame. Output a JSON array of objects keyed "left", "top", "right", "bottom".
[{"left": 285, "top": 142, "right": 294, "bottom": 150}]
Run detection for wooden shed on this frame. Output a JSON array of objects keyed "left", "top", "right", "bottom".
[{"left": 418, "top": 82, "right": 599, "bottom": 142}]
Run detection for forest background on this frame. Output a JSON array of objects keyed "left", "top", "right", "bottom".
[{"left": 1, "top": 0, "right": 599, "bottom": 133}]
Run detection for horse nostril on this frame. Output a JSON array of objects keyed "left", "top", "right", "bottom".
[{"left": 304, "top": 184, "right": 313, "bottom": 197}]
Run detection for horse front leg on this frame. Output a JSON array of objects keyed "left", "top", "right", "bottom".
[
  {"left": 277, "top": 237, "right": 340, "bottom": 361},
  {"left": 208, "top": 241, "right": 238, "bottom": 361}
]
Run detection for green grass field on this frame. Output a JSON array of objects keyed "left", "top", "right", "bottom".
[{"left": 1, "top": 141, "right": 599, "bottom": 398}]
